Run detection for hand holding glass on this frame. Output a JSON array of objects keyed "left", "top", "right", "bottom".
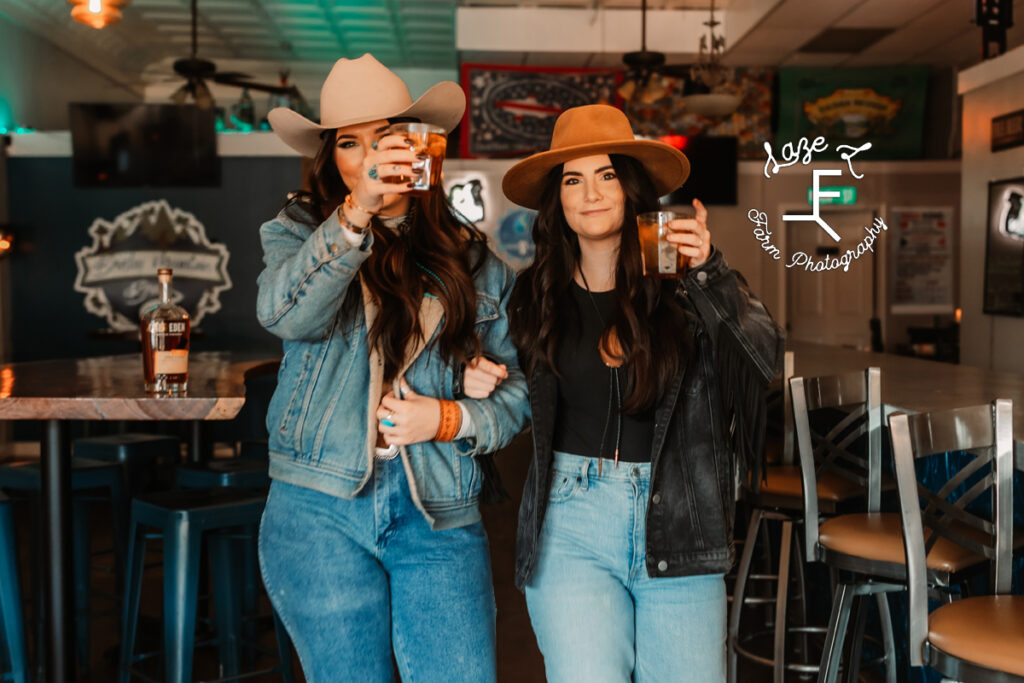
[
  {"left": 382, "top": 122, "right": 447, "bottom": 196},
  {"left": 637, "top": 209, "right": 694, "bottom": 278}
]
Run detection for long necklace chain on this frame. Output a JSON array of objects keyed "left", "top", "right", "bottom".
[{"left": 577, "top": 268, "right": 622, "bottom": 475}]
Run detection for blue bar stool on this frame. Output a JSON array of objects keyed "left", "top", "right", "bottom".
[
  {"left": 174, "top": 460, "right": 269, "bottom": 490},
  {"left": 119, "top": 488, "right": 292, "bottom": 683},
  {"left": 174, "top": 458, "right": 270, "bottom": 667},
  {"left": 74, "top": 433, "right": 181, "bottom": 496},
  {"left": 0, "top": 457, "right": 125, "bottom": 675},
  {"left": 0, "top": 493, "right": 28, "bottom": 683}
]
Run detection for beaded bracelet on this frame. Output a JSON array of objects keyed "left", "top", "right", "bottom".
[{"left": 435, "top": 399, "right": 463, "bottom": 442}]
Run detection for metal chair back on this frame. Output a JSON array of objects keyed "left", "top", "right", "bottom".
[
  {"left": 790, "top": 367, "right": 883, "bottom": 558},
  {"left": 889, "top": 399, "right": 1015, "bottom": 667},
  {"left": 764, "top": 351, "right": 796, "bottom": 465}
]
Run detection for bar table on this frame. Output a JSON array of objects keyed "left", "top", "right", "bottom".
[{"left": 0, "top": 352, "right": 280, "bottom": 682}]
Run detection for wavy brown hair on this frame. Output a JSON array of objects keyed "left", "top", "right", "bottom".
[
  {"left": 285, "top": 126, "right": 486, "bottom": 382},
  {"left": 508, "top": 154, "right": 690, "bottom": 413}
]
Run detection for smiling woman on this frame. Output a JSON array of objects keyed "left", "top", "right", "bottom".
[
  {"left": 254, "top": 53, "right": 529, "bottom": 683},
  {"left": 499, "top": 104, "right": 784, "bottom": 683}
]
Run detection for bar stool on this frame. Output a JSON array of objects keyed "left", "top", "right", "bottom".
[
  {"left": 119, "top": 488, "right": 292, "bottom": 683},
  {"left": 0, "top": 457, "right": 125, "bottom": 674},
  {"left": 789, "top": 368, "right": 897, "bottom": 683},
  {"left": 175, "top": 459, "right": 269, "bottom": 490},
  {"left": 891, "top": 399, "right": 1024, "bottom": 681},
  {"left": 73, "top": 433, "right": 181, "bottom": 496},
  {"left": 0, "top": 493, "right": 28, "bottom": 683},
  {"left": 728, "top": 365, "right": 884, "bottom": 683}
]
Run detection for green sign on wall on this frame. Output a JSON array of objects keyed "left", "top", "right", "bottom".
[{"left": 777, "top": 66, "right": 929, "bottom": 160}]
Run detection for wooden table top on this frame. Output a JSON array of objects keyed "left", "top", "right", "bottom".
[
  {"left": 789, "top": 341, "right": 1024, "bottom": 442},
  {"left": 0, "top": 352, "right": 280, "bottom": 421}
]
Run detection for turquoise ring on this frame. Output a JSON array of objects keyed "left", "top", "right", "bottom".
[
  {"left": 381, "top": 413, "right": 395, "bottom": 428},
  {"left": 368, "top": 165, "right": 378, "bottom": 180}
]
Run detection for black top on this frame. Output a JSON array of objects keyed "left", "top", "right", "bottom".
[{"left": 552, "top": 281, "right": 655, "bottom": 463}]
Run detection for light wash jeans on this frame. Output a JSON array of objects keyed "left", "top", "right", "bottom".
[
  {"left": 258, "top": 458, "right": 496, "bottom": 683},
  {"left": 525, "top": 451, "right": 727, "bottom": 683}
]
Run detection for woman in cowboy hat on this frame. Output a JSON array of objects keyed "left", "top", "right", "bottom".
[
  {"left": 500, "top": 104, "right": 784, "bottom": 681},
  {"left": 255, "top": 54, "right": 528, "bottom": 682}
]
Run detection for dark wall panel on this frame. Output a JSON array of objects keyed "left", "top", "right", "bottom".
[{"left": 8, "top": 155, "right": 302, "bottom": 361}]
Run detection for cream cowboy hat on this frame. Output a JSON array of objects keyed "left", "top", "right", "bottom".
[
  {"left": 502, "top": 105, "right": 690, "bottom": 210},
  {"left": 268, "top": 54, "right": 466, "bottom": 158}
]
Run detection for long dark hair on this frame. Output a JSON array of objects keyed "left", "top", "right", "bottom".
[
  {"left": 508, "top": 154, "right": 690, "bottom": 413},
  {"left": 285, "top": 127, "right": 486, "bottom": 382}
]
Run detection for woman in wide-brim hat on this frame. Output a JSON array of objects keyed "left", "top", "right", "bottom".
[
  {"left": 256, "top": 53, "right": 529, "bottom": 683},
  {"left": 499, "top": 104, "right": 784, "bottom": 681}
]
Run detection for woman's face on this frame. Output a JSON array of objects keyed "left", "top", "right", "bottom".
[
  {"left": 333, "top": 119, "right": 407, "bottom": 214},
  {"left": 559, "top": 154, "right": 625, "bottom": 245}
]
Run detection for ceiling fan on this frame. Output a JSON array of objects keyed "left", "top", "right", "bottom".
[
  {"left": 618, "top": 0, "right": 692, "bottom": 105},
  {"left": 171, "top": 0, "right": 308, "bottom": 112}
]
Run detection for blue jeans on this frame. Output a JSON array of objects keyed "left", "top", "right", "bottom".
[
  {"left": 525, "top": 452, "right": 727, "bottom": 683},
  {"left": 258, "top": 458, "right": 496, "bottom": 683}
]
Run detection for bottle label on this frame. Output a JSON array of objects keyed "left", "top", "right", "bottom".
[{"left": 154, "top": 349, "right": 188, "bottom": 375}]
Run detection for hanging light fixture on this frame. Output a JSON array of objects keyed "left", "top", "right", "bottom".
[
  {"left": 682, "top": 0, "right": 741, "bottom": 117},
  {"left": 68, "top": 0, "right": 129, "bottom": 29}
]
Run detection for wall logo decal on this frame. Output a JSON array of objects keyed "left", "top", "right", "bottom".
[{"left": 74, "top": 200, "right": 231, "bottom": 331}]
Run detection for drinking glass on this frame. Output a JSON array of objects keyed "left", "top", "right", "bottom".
[
  {"left": 382, "top": 122, "right": 447, "bottom": 196},
  {"left": 636, "top": 209, "right": 692, "bottom": 278}
]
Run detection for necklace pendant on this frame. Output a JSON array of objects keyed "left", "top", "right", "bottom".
[{"left": 614, "top": 448, "right": 620, "bottom": 469}]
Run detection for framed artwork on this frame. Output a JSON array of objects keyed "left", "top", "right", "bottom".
[
  {"left": 459, "top": 63, "right": 620, "bottom": 158},
  {"left": 983, "top": 177, "right": 1024, "bottom": 317}
]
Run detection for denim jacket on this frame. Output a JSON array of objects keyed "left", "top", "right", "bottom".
[{"left": 256, "top": 206, "right": 530, "bottom": 530}]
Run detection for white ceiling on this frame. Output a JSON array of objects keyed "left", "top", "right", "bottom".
[{"left": 2, "top": 0, "right": 1023, "bottom": 99}]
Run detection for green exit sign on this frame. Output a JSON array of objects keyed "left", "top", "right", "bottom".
[{"left": 807, "top": 186, "right": 857, "bottom": 205}]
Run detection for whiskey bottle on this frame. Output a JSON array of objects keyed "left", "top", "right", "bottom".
[{"left": 140, "top": 268, "right": 190, "bottom": 393}]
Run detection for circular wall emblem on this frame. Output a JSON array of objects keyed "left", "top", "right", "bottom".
[{"left": 73, "top": 200, "right": 231, "bottom": 331}]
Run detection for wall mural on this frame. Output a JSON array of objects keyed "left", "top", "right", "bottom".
[{"left": 626, "top": 67, "right": 775, "bottom": 160}]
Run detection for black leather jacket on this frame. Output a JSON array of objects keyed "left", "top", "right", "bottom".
[{"left": 514, "top": 249, "right": 785, "bottom": 590}]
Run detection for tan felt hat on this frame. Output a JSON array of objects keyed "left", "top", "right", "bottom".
[
  {"left": 502, "top": 104, "right": 690, "bottom": 210},
  {"left": 268, "top": 53, "right": 466, "bottom": 158}
]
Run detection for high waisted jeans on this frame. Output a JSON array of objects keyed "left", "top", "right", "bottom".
[
  {"left": 525, "top": 451, "right": 727, "bottom": 683},
  {"left": 258, "top": 457, "right": 496, "bottom": 683}
]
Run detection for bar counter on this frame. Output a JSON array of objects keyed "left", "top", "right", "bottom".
[{"left": 789, "top": 341, "right": 1024, "bottom": 453}]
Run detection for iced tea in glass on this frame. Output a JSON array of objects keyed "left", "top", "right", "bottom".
[
  {"left": 637, "top": 210, "right": 690, "bottom": 278},
  {"left": 382, "top": 122, "right": 447, "bottom": 196}
]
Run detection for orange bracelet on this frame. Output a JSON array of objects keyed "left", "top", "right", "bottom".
[{"left": 435, "top": 399, "right": 462, "bottom": 442}]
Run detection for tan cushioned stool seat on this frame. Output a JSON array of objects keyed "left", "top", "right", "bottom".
[
  {"left": 928, "top": 595, "right": 1024, "bottom": 676},
  {"left": 818, "top": 513, "right": 1019, "bottom": 573},
  {"left": 760, "top": 465, "right": 864, "bottom": 502}
]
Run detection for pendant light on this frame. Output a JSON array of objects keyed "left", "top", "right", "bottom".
[{"left": 68, "top": 0, "right": 129, "bottom": 29}]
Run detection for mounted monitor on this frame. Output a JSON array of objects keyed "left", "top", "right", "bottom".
[
  {"left": 69, "top": 103, "right": 220, "bottom": 187},
  {"left": 663, "top": 135, "right": 737, "bottom": 206}
]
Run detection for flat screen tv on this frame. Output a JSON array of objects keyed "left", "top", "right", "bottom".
[
  {"left": 69, "top": 103, "right": 220, "bottom": 187},
  {"left": 664, "top": 135, "right": 737, "bottom": 206}
]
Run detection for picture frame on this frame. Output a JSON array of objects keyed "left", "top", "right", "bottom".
[{"left": 983, "top": 177, "right": 1024, "bottom": 316}]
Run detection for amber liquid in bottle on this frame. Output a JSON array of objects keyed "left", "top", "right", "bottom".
[{"left": 140, "top": 268, "right": 190, "bottom": 393}]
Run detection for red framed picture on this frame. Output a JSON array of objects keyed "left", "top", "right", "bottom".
[{"left": 459, "top": 63, "right": 622, "bottom": 158}]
